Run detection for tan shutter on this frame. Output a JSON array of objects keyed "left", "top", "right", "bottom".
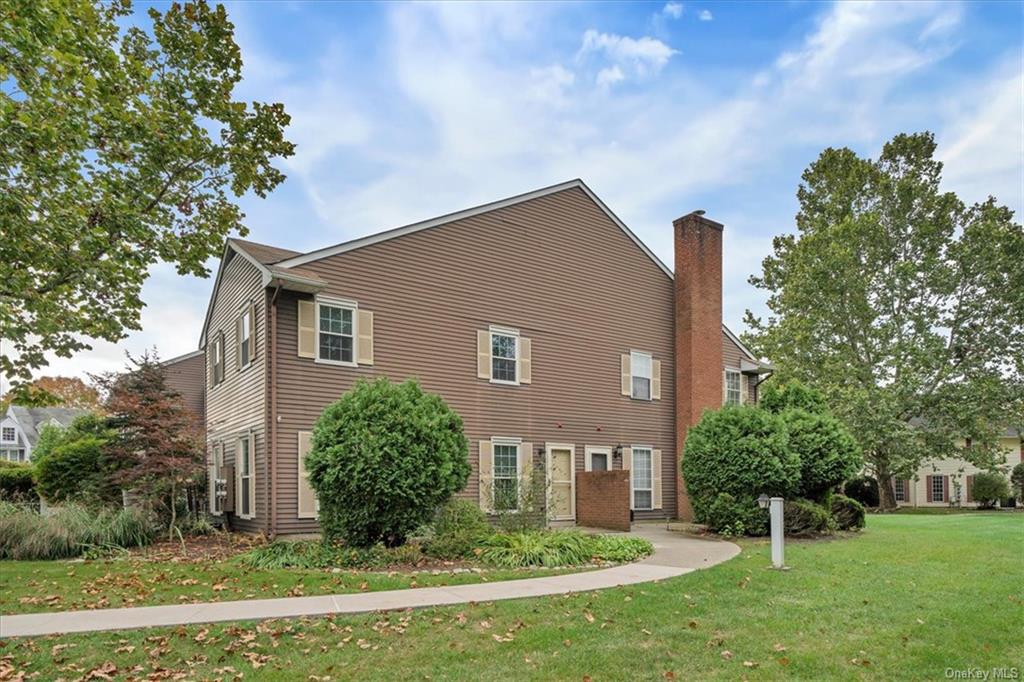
[
  {"left": 478, "top": 441, "right": 494, "bottom": 512},
  {"left": 297, "top": 431, "right": 317, "bottom": 519},
  {"left": 622, "top": 447, "right": 633, "bottom": 509},
  {"left": 235, "top": 315, "right": 243, "bottom": 369},
  {"left": 651, "top": 359, "right": 662, "bottom": 400},
  {"left": 248, "top": 303, "right": 257, "bottom": 362},
  {"left": 519, "top": 442, "right": 533, "bottom": 510},
  {"left": 357, "top": 310, "right": 374, "bottom": 365},
  {"left": 652, "top": 449, "right": 663, "bottom": 509},
  {"left": 519, "top": 337, "right": 532, "bottom": 384},
  {"left": 742, "top": 375, "right": 750, "bottom": 404},
  {"left": 620, "top": 354, "right": 631, "bottom": 396},
  {"left": 297, "top": 300, "right": 316, "bottom": 358},
  {"left": 477, "top": 330, "right": 491, "bottom": 380}
]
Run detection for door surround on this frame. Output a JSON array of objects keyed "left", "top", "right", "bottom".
[{"left": 545, "top": 442, "right": 576, "bottom": 522}]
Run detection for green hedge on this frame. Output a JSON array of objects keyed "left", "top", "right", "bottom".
[
  {"left": 0, "top": 462, "right": 35, "bottom": 501},
  {"left": 782, "top": 409, "right": 862, "bottom": 502}
]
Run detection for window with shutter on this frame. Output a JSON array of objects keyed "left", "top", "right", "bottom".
[
  {"left": 724, "top": 369, "right": 742, "bottom": 405},
  {"left": 297, "top": 431, "right": 318, "bottom": 519},
  {"left": 237, "top": 434, "right": 256, "bottom": 519},
  {"left": 631, "top": 447, "right": 653, "bottom": 510},
  {"left": 238, "top": 303, "right": 254, "bottom": 370}
]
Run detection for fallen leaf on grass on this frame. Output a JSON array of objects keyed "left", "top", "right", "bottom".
[
  {"left": 720, "top": 650, "right": 733, "bottom": 660},
  {"left": 778, "top": 657, "right": 791, "bottom": 666},
  {"left": 743, "top": 661, "right": 759, "bottom": 668},
  {"left": 773, "top": 643, "right": 787, "bottom": 652}
]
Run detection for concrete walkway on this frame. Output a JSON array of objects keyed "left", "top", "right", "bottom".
[{"left": 0, "top": 525, "right": 739, "bottom": 638}]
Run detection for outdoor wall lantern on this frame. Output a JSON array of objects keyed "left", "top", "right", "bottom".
[{"left": 757, "top": 494, "right": 788, "bottom": 570}]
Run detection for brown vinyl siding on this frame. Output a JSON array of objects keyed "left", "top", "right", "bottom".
[
  {"left": 203, "top": 253, "right": 268, "bottom": 534},
  {"left": 272, "top": 186, "right": 677, "bottom": 533},
  {"left": 163, "top": 352, "right": 205, "bottom": 422}
]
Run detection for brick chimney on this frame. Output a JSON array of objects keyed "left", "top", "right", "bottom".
[{"left": 674, "top": 211, "right": 724, "bottom": 521}]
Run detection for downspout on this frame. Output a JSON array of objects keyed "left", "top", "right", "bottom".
[{"left": 267, "top": 285, "right": 282, "bottom": 538}]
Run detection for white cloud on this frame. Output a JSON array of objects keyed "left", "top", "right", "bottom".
[
  {"left": 663, "top": 3, "right": 684, "bottom": 19},
  {"left": 577, "top": 29, "right": 678, "bottom": 83},
  {"left": 596, "top": 65, "right": 625, "bottom": 88},
  {"left": 698, "top": 9, "right": 713, "bottom": 21}
]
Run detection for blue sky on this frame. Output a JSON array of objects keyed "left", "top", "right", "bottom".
[{"left": 41, "top": 0, "right": 1024, "bottom": 381}]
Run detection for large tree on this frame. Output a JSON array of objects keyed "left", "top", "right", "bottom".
[
  {"left": 0, "top": 0, "right": 294, "bottom": 400},
  {"left": 0, "top": 375, "right": 102, "bottom": 411},
  {"left": 744, "top": 132, "right": 1024, "bottom": 509}
]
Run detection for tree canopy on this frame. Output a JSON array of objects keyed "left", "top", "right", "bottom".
[
  {"left": 0, "top": 0, "right": 294, "bottom": 400},
  {"left": 744, "top": 132, "right": 1024, "bottom": 508}
]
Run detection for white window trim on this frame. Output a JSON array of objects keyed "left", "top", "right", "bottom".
[
  {"left": 238, "top": 301, "right": 255, "bottom": 371},
  {"left": 584, "top": 445, "right": 612, "bottom": 472},
  {"left": 237, "top": 433, "right": 256, "bottom": 520},
  {"left": 725, "top": 368, "right": 743, "bottom": 406},
  {"left": 489, "top": 325, "right": 520, "bottom": 386},
  {"left": 210, "top": 442, "right": 225, "bottom": 516},
  {"left": 490, "top": 437, "right": 522, "bottom": 512},
  {"left": 1, "top": 426, "right": 16, "bottom": 443},
  {"left": 212, "top": 333, "right": 225, "bottom": 387},
  {"left": 931, "top": 475, "right": 945, "bottom": 503},
  {"left": 894, "top": 479, "right": 906, "bottom": 503},
  {"left": 631, "top": 445, "right": 654, "bottom": 511},
  {"left": 630, "top": 350, "right": 653, "bottom": 401},
  {"left": 314, "top": 296, "right": 359, "bottom": 367}
]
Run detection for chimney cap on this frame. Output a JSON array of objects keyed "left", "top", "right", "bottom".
[
  {"left": 674, "top": 210, "right": 724, "bottom": 230},
  {"left": 691, "top": 209, "right": 706, "bottom": 216}
]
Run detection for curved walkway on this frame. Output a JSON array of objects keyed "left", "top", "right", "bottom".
[{"left": 0, "top": 526, "right": 739, "bottom": 638}]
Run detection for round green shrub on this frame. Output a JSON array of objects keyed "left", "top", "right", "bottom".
[
  {"left": 843, "top": 475, "right": 880, "bottom": 508},
  {"left": 1010, "top": 462, "right": 1024, "bottom": 499},
  {"left": 0, "top": 462, "right": 35, "bottom": 501},
  {"left": 759, "top": 379, "right": 828, "bottom": 415},
  {"left": 426, "top": 499, "right": 492, "bottom": 559},
  {"left": 682, "top": 405, "right": 800, "bottom": 523},
  {"left": 783, "top": 409, "right": 862, "bottom": 502},
  {"left": 783, "top": 498, "right": 833, "bottom": 536},
  {"left": 830, "top": 494, "right": 866, "bottom": 530},
  {"left": 703, "top": 492, "right": 769, "bottom": 536},
  {"left": 971, "top": 471, "right": 1010, "bottom": 509},
  {"left": 307, "top": 378, "right": 470, "bottom": 547},
  {"left": 34, "top": 435, "right": 121, "bottom": 506}
]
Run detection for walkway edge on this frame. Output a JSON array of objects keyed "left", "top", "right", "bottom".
[{"left": 0, "top": 530, "right": 740, "bottom": 638}]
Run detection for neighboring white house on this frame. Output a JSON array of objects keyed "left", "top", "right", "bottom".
[
  {"left": 0, "top": 405, "right": 90, "bottom": 463},
  {"left": 894, "top": 427, "right": 1023, "bottom": 507}
]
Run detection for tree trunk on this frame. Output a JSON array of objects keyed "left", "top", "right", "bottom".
[
  {"left": 877, "top": 470, "right": 898, "bottom": 511},
  {"left": 168, "top": 481, "right": 177, "bottom": 542}
]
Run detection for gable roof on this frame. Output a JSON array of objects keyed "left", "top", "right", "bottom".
[
  {"left": 197, "top": 179, "right": 764, "bottom": 356},
  {"left": 6, "top": 406, "right": 90, "bottom": 447},
  {"left": 274, "top": 179, "right": 674, "bottom": 278}
]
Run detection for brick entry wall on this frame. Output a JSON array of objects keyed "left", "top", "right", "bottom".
[{"left": 576, "top": 471, "right": 631, "bottom": 532}]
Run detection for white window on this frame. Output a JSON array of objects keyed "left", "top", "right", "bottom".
[
  {"left": 237, "top": 435, "right": 255, "bottom": 518},
  {"left": 239, "top": 307, "right": 253, "bottom": 369},
  {"left": 492, "top": 443, "right": 520, "bottom": 511},
  {"left": 725, "top": 369, "right": 742, "bottom": 405},
  {"left": 317, "top": 301, "right": 355, "bottom": 365},
  {"left": 931, "top": 475, "right": 944, "bottom": 503},
  {"left": 591, "top": 452, "right": 608, "bottom": 471},
  {"left": 210, "top": 443, "right": 225, "bottom": 515},
  {"left": 894, "top": 479, "right": 906, "bottom": 502},
  {"left": 491, "top": 331, "right": 518, "bottom": 384},
  {"left": 1, "top": 427, "right": 14, "bottom": 443},
  {"left": 632, "top": 447, "right": 653, "bottom": 510},
  {"left": 2, "top": 448, "right": 25, "bottom": 462},
  {"left": 212, "top": 333, "right": 225, "bottom": 386},
  {"left": 631, "top": 351, "right": 652, "bottom": 400}
]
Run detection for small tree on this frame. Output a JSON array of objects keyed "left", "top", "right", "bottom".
[
  {"left": 32, "top": 414, "right": 121, "bottom": 506},
  {"left": 307, "top": 378, "right": 470, "bottom": 547},
  {"left": 682, "top": 405, "right": 800, "bottom": 523},
  {"left": 94, "top": 351, "right": 204, "bottom": 538},
  {"left": 971, "top": 472, "right": 1010, "bottom": 509}
]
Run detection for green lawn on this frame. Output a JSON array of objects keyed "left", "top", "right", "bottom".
[
  {"left": 0, "top": 555, "right": 582, "bottom": 615},
  {"left": 2, "top": 514, "right": 1022, "bottom": 680}
]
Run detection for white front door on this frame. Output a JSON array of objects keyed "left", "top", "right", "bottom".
[{"left": 546, "top": 443, "right": 576, "bottom": 521}]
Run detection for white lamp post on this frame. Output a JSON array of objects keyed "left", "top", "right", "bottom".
[{"left": 758, "top": 494, "right": 787, "bottom": 570}]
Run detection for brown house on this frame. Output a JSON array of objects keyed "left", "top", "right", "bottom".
[{"left": 196, "top": 180, "right": 770, "bottom": 535}]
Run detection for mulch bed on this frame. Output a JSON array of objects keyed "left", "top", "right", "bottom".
[{"left": 128, "top": 533, "right": 267, "bottom": 563}]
